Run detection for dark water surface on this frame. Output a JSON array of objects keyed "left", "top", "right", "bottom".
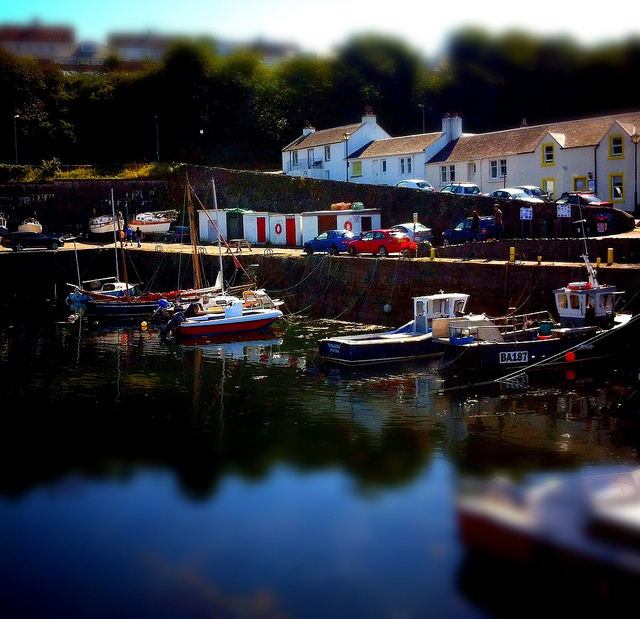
[{"left": 2, "top": 312, "right": 640, "bottom": 618}]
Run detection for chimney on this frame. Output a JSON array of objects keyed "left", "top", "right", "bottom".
[
  {"left": 442, "top": 113, "right": 462, "bottom": 141},
  {"left": 362, "top": 104, "right": 376, "bottom": 125},
  {"left": 302, "top": 121, "right": 315, "bottom": 137}
]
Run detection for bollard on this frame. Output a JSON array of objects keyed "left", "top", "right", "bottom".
[
  {"left": 537, "top": 255, "right": 542, "bottom": 264},
  {"left": 509, "top": 247, "right": 515, "bottom": 263},
  {"left": 596, "top": 257, "right": 601, "bottom": 267},
  {"left": 607, "top": 247, "right": 613, "bottom": 265},
  {"left": 430, "top": 247, "right": 435, "bottom": 260}
]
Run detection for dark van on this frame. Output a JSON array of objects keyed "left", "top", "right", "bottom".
[{"left": 442, "top": 216, "right": 497, "bottom": 246}]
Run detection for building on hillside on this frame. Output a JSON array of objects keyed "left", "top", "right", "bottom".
[
  {"left": 282, "top": 109, "right": 392, "bottom": 181},
  {"left": 285, "top": 110, "right": 640, "bottom": 213},
  {"left": 106, "top": 31, "right": 188, "bottom": 63},
  {"left": 0, "top": 19, "right": 75, "bottom": 62}
]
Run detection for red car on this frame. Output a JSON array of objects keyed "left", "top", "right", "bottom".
[{"left": 347, "top": 229, "right": 417, "bottom": 257}]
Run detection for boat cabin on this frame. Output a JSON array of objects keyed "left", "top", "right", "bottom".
[
  {"left": 553, "top": 255, "right": 620, "bottom": 329},
  {"left": 554, "top": 282, "right": 618, "bottom": 329},
  {"left": 413, "top": 293, "right": 469, "bottom": 334}
]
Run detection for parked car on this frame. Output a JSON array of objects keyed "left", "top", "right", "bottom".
[
  {"left": 390, "top": 223, "right": 434, "bottom": 245},
  {"left": 162, "top": 225, "right": 190, "bottom": 243},
  {"left": 516, "top": 185, "right": 551, "bottom": 201},
  {"left": 347, "top": 229, "right": 418, "bottom": 257},
  {"left": 440, "top": 183, "right": 482, "bottom": 196},
  {"left": 555, "top": 192, "right": 613, "bottom": 207},
  {"left": 489, "top": 188, "right": 544, "bottom": 203},
  {"left": 395, "top": 179, "right": 435, "bottom": 192},
  {"left": 303, "top": 229, "right": 357, "bottom": 255},
  {"left": 9, "top": 231, "right": 65, "bottom": 251},
  {"left": 442, "top": 216, "right": 497, "bottom": 246}
]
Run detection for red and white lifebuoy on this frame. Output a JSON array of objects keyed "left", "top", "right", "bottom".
[
  {"left": 274, "top": 223, "right": 283, "bottom": 235},
  {"left": 568, "top": 281, "right": 591, "bottom": 290},
  {"left": 344, "top": 221, "right": 353, "bottom": 231}
]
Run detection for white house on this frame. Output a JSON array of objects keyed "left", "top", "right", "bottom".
[
  {"left": 423, "top": 111, "right": 640, "bottom": 212},
  {"left": 286, "top": 110, "right": 640, "bottom": 213},
  {"left": 282, "top": 110, "right": 391, "bottom": 181}
]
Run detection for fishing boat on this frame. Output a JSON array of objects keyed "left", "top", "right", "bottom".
[
  {"left": 18, "top": 218, "right": 42, "bottom": 233},
  {"left": 128, "top": 210, "right": 178, "bottom": 238},
  {"left": 456, "top": 466, "right": 640, "bottom": 589},
  {"left": 318, "top": 292, "right": 472, "bottom": 365},
  {"left": 438, "top": 254, "right": 636, "bottom": 374}
]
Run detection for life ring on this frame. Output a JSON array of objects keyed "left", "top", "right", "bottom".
[
  {"left": 568, "top": 281, "right": 591, "bottom": 290},
  {"left": 344, "top": 221, "right": 353, "bottom": 231},
  {"left": 275, "top": 223, "right": 282, "bottom": 235}
]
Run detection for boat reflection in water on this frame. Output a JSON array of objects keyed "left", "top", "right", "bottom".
[{"left": 3, "top": 315, "right": 640, "bottom": 619}]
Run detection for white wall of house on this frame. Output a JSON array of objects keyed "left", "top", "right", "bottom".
[
  {"left": 350, "top": 152, "right": 429, "bottom": 186},
  {"left": 268, "top": 213, "right": 301, "bottom": 246}
]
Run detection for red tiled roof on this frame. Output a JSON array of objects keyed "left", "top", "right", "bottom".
[
  {"left": 350, "top": 133, "right": 441, "bottom": 158},
  {"left": 0, "top": 24, "right": 74, "bottom": 43},
  {"left": 282, "top": 123, "right": 363, "bottom": 152}
]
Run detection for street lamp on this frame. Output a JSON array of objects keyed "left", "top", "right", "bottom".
[
  {"left": 155, "top": 115, "right": 160, "bottom": 163},
  {"left": 343, "top": 131, "right": 351, "bottom": 182},
  {"left": 418, "top": 103, "right": 425, "bottom": 134},
  {"left": 632, "top": 130, "right": 640, "bottom": 214},
  {"left": 13, "top": 114, "right": 19, "bottom": 165}
]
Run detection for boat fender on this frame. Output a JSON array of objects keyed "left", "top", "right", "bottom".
[{"left": 536, "top": 334, "right": 552, "bottom": 340}]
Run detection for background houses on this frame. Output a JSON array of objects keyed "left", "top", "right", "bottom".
[{"left": 283, "top": 111, "right": 640, "bottom": 213}]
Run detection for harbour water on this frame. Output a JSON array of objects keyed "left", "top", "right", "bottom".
[{"left": 1, "top": 309, "right": 640, "bottom": 618}]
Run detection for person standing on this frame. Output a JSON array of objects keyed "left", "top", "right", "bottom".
[
  {"left": 470, "top": 210, "right": 480, "bottom": 242},
  {"left": 494, "top": 203, "right": 503, "bottom": 239},
  {"left": 125, "top": 224, "right": 132, "bottom": 246},
  {"left": 135, "top": 226, "right": 142, "bottom": 247}
]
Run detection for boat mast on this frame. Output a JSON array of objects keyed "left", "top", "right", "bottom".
[
  {"left": 186, "top": 176, "right": 202, "bottom": 290},
  {"left": 111, "top": 188, "right": 120, "bottom": 282},
  {"left": 213, "top": 179, "right": 225, "bottom": 294}
]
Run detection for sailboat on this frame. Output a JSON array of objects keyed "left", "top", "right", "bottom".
[{"left": 160, "top": 179, "right": 283, "bottom": 340}]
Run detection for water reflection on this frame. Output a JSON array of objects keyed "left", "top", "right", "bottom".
[{"left": 1, "top": 314, "right": 640, "bottom": 617}]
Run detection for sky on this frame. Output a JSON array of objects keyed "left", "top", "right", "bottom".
[{"left": 2, "top": 1, "right": 638, "bottom": 59}]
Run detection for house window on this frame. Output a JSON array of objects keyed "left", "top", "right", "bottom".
[
  {"left": 292, "top": 151, "right": 298, "bottom": 167},
  {"left": 324, "top": 145, "right": 331, "bottom": 162},
  {"left": 542, "top": 179, "right": 555, "bottom": 200},
  {"left": 351, "top": 161, "right": 362, "bottom": 177},
  {"left": 307, "top": 149, "right": 314, "bottom": 169},
  {"left": 407, "top": 157, "right": 412, "bottom": 174},
  {"left": 381, "top": 159, "right": 387, "bottom": 174},
  {"left": 490, "top": 159, "right": 507, "bottom": 180},
  {"left": 449, "top": 165, "right": 455, "bottom": 181},
  {"left": 611, "top": 174, "right": 624, "bottom": 201},
  {"left": 542, "top": 143, "right": 555, "bottom": 166},
  {"left": 610, "top": 135, "right": 623, "bottom": 159},
  {"left": 440, "top": 166, "right": 447, "bottom": 183}
]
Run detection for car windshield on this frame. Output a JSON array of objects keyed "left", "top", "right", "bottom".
[
  {"left": 396, "top": 223, "right": 428, "bottom": 232},
  {"left": 415, "top": 182, "right": 431, "bottom": 189}
]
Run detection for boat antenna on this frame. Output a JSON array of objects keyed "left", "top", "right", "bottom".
[
  {"left": 577, "top": 202, "right": 598, "bottom": 287},
  {"left": 111, "top": 188, "right": 120, "bottom": 283}
]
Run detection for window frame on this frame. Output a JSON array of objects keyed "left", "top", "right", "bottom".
[
  {"left": 610, "top": 173, "right": 624, "bottom": 202},
  {"left": 542, "top": 143, "right": 555, "bottom": 166},
  {"left": 609, "top": 135, "right": 624, "bottom": 159},
  {"left": 351, "top": 161, "right": 363, "bottom": 177},
  {"left": 324, "top": 145, "right": 331, "bottom": 162}
]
